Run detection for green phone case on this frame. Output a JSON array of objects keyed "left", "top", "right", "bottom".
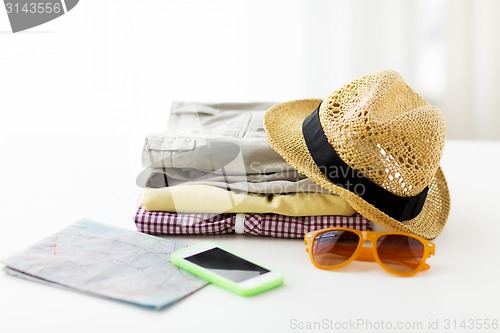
[{"left": 172, "top": 242, "right": 284, "bottom": 296}]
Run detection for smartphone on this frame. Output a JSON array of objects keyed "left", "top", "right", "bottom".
[{"left": 172, "top": 242, "right": 283, "bottom": 296}]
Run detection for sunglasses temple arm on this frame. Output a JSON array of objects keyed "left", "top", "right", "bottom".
[{"left": 420, "top": 262, "right": 430, "bottom": 271}]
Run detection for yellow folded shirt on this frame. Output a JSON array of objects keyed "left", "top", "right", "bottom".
[{"left": 140, "top": 185, "right": 355, "bottom": 216}]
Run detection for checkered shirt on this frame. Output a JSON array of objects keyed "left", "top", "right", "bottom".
[{"left": 134, "top": 206, "right": 372, "bottom": 239}]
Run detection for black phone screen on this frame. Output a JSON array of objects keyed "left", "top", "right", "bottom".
[{"left": 184, "top": 247, "right": 270, "bottom": 283}]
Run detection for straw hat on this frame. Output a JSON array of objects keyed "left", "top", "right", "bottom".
[{"left": 264, "top": 70, "right": 450, "bottom": 239}]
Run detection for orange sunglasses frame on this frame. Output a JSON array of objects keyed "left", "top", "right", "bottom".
[{"left": 304, "top": 227, "right": 436, "bottom": 277}]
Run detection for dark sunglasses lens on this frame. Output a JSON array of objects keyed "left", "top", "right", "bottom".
[
  {"left": 312, "top": 230, "right": 360, "bottom": 267},
  {"left": 376, "top": 235, "right": 424, "bottom": 273}
]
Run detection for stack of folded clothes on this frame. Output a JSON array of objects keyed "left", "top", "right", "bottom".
[{"left": 134, "top": 102, "right": 372, "bottom": 238}]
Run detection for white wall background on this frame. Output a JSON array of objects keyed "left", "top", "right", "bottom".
[{"left": 1, "top": 0, "right": 500, "bottom": 141}]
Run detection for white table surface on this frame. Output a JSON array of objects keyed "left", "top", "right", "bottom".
[{"left": 1, "top": 138, "right": 499, "bottom": 333}]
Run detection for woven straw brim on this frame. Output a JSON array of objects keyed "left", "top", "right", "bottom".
[{"left": 264, "top": 99, "right": 450, "bottom": 240}]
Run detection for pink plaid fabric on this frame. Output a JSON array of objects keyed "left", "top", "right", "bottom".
[{"left": 134, "top": 206, "right": 372, "bottom": 239}]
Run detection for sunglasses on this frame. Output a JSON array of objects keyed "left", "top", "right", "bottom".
[{"left": 304, "top": 228, "right": 435, "bottom": 277}]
